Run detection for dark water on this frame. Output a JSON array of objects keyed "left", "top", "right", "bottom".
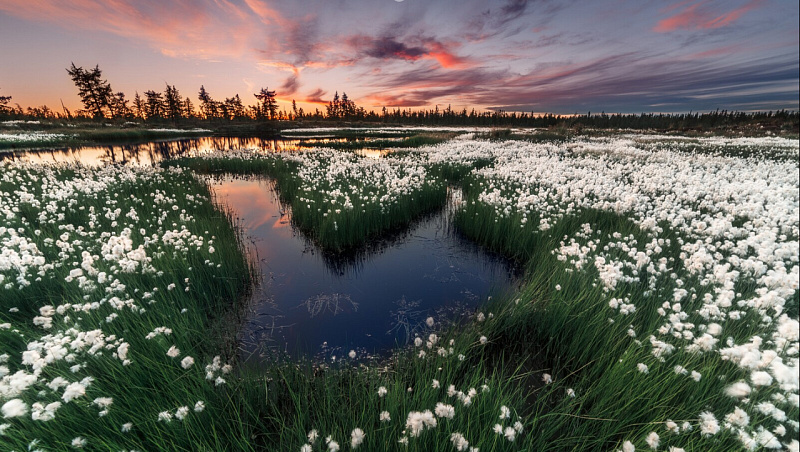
[
  {"left": 7, "top": 137, "right": 520, "bottom": 362},
  {"left": 209, "top": 176, "right": 519, "bottom": 363}
]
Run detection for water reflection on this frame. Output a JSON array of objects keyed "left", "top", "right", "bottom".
[
  {"left": 209, "top": 175, "right": 520, "bottom": 363},
  {"left": 0, "top": 136, "right": 377, "bottom": 166}
]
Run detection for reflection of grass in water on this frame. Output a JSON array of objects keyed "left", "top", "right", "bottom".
[
  {"left": 304, "top": 133, "right": 456, "bottom": 150},
  {"left": 301, "top": 293, "right": 358, "bottom": 317},
  {"left": 387, "top": 296, "right": 425, "bottom": 343}
]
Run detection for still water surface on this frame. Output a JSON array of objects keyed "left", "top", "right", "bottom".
[
  {"left": 0, "top": 136, "right": 378, "bottom": 166},
  {"left": 8, "top": 138, "right": 519, "bottom": 361},
  {"left": 210, "top": 176, "right": 519, "bottom": 362}
]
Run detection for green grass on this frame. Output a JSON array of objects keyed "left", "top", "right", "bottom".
[
  {"left": 2, "top": 133, "right": 796, "bottom": 451},
  {"left": 281, "top": 129, "right": 418, "bottom": 139},
  {"left": 445, "top": 173, "right": 793, "bottom": 451},
  {"left": 0, "top": 126, "right": 210, "bottom": 151},
  {"left": 0, "top": 164, "right": 254, "bottom": 450},
  {"left": 169, "top": 151, "right": 451, "bottom": 252},
  {"left": 298, "top": 133, "right": 456, "bottom": 150}
]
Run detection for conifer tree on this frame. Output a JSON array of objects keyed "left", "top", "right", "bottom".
[
  {"left": 66, "top": 63, "right": 114, "bottom": 118},
  {"left": 198, "top": 85, "right": 217, "bottom": 119},
  {"left": 143, "top": 90, "right": 164, "bottom": 119},
  {"left": 254, "top": 87, "right": 277, "bottom": 120},
  {"left": 132, "top": 92, "right": 145, "bottom": 120},
  {"left": 0, "top": 88, "right": 11, "bottom": 114},
  {"left": 164, "top": 84, "right": 183, "bottom": 122}
]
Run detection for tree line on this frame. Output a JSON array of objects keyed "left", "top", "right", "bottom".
[
  {"left": 62, "top": 63, "right": 288, "bottom": 122},
  {"left": 0, "top": 64, "right": 797, "bottom": 132}
]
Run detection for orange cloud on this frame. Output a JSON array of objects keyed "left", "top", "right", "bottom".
[
  {"left": 360, "top": 93, "right": 429, "bottom": 108},
  {"left": 346, "top": 35, "right": 472, "bottom": 70},
  {"left": 300, "top": 88, "right": 329, "bottom": 105},
  {"left": 425, "top": 41, "right": 471, "bottom": 69},
  {"left": 654, "top": 0, "right": 763, "bottom": 32}
]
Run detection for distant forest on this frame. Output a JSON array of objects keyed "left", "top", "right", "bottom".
[{"left": 1, "top": 64, "right": 797, "bottom": 132}]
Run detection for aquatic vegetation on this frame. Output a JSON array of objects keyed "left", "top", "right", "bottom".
[
  {"left": 450, "top": 135, "right": 798, "bottom": 450},
  {"left": 0, "top": 161, "right": 250, "bottom": 449},
  {"left": 174, "top": 148, "right": 449, "bottom": 251},
  {"left": 1, "top": 131, "right": 797, "bottom": 450},
  {"left": 0, "top": 132, "right": 69, "bottom": 150}
]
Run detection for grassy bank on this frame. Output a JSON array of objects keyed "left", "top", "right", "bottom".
[
  {"left": 0, "top": 125, "right": 211, "bottom": 151},
  {"left": 170, "top": 149, "right": 451, "bottom": 252},
  {"left": 2, "top": 132, "right": 797, "bottom": 451},
  {"left": 0, "top": 162, "right": 254, "bottom": 450}
]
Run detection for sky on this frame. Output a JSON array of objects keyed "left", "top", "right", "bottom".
[{"left": 0, "top": 0, "right": 797, "bottom": 114}]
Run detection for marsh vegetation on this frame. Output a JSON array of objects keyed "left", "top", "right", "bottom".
[{"left": 1, "top": 130, "right": 797, "bottom": 451}]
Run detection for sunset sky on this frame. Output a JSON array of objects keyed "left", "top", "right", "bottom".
[{"left": 0, "top": 0, "right": 797, "bottom": 114}]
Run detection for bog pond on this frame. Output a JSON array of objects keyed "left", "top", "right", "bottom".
[{"left": 3, "top": 137, "right": 520, "bottom": 361}]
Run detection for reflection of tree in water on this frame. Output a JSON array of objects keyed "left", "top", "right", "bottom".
[
  {"left": 387, "top": 296, "right": 425, "bottom": 344},
  {"left": 0, "top": 137, "right": 314, "bottom": 166},
  {"left": 300, "top": 293, "right": 358, "bottom": 317}
]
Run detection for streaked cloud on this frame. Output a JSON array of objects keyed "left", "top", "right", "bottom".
[
  {"left": 0, "top": 0, "right": 795, "bottom": 113},
  {"left": 654, "top": 0, "right": 764, "bottom": 32}
]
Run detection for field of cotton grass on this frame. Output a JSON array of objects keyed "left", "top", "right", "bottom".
[
  {"left": 1, "top": 131, "right": 798, "bottom": 451},
  {"left": 0, "top": 121, "right": 211, "bottom": 151}
]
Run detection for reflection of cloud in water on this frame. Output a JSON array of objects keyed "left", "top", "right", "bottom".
[
  {"left": 212, "top": 179, "right": 285, "bottom": 231},
  {"left": 272, "top": 217, "right": 290, "bottom": 229},
  {"left": 300, "top": 293, "right": 358, "bottom": 317}
]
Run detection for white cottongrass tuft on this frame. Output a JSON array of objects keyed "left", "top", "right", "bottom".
[
  {"left": 326, "top": 436, "right": 339, "bottom": 452},
  {"left": 725, "top": 407, "right": 750, "bottom": 427},
  {"left": 698, "top": 411, "right": 719, "bottom": 437},
  {"left": 435, "top": 402, "right": 455, "bottom": 419},
  {"left": 450, "top": 432, "right": 470, "bottom": 451},
  {"left": 181, "top": 356, "right": 195, "bottom": 369},
  {"left": 350, "top": 428, "right": 365, "bottom": 449},
  {"left": 751, "top": 371, "right": 773, "bottom": 387},
  {"left": 2, "top": 399, "right": 28, "bottom": 418},
  {"left": 725, "top": 382, "right": 752, "bottom": 398},
  {"left": 175, "top": 406, "right": 190, "bottom": 421},
  {"left": 645, "top": 431, "right": 659, "bottom": 449},
  {"left": 405, "top": 410, "right": 437, "bottom": 437},
  {"left": 62, "top": 382, "right": 86, "bottom": 403}
]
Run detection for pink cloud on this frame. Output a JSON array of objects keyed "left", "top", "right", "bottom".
[
  {"left": 346, "top": 35, "right": 472, "bottom": 69},
  {"left": 685, "top": 44, "right": 741, "bottom": 59},
  {"left": 654, "top": 0, "right": 763, "bottom": 32},
  {"left": 360, "top": 93, "right": 429, "bottom": 107},
  {"left": 0, "top": 0, "right": 257, "bottom": 59}
]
